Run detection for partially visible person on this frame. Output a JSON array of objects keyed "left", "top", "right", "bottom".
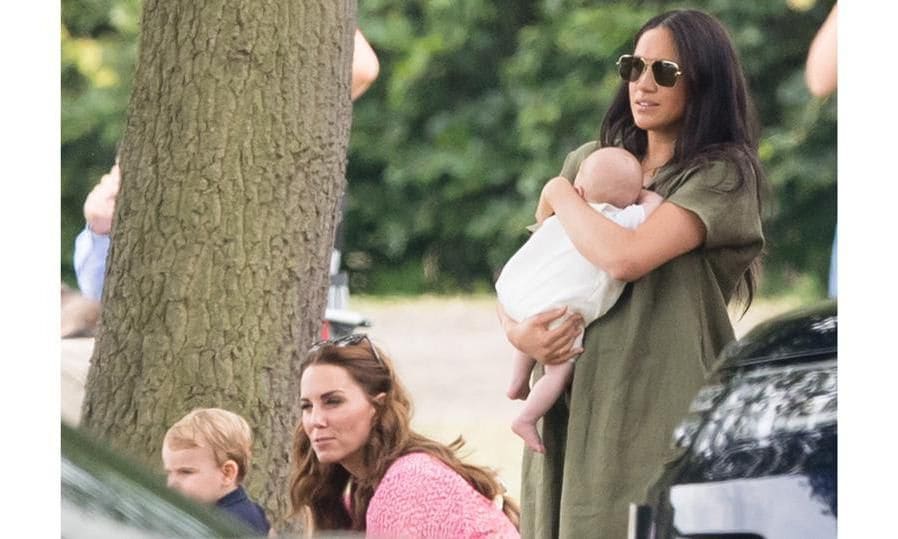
[
  {"left": 805, "top": 3, "right": 837, "bottom": 98},
  {"left": 60, "top": 282, "right": 100, "bottom": 338},
  {"left": 162, "top": 408, "right": 271, "bottom": 536},
  {"left": 351, "top": 29, "right": 380, "bottom": 100},
  {"left": 805, "top": 3, "right": 838, "bottom": 298},
  {"left": 495, "top": 147, "right": 663, "bottom": 453},
  {"left": 73, "top": 161, "right": 119, "bottom": 301},
  {"left": 73, "top": 28, "right": 381, "bottom": 300},
  {"left": 290, "top": 334, "right": 520, "bottom": 538}
]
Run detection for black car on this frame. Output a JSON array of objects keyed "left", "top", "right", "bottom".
[
  {"left": 62, "top": 422, "right": 256, "bottom": 538},
  {"left": 629, "top": 300, "right": 837, "bottom": 539}
]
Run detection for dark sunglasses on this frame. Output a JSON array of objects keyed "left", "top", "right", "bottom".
[
  {"left": 617, "top": 54, "right": 682, "bottom": 88},
  {"left": 308, "top": 333, "right": 383, "bottom": 365}
]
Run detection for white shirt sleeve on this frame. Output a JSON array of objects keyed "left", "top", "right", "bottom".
[{"left": 73, "top": 226, "right": 109, "bottom": 301}]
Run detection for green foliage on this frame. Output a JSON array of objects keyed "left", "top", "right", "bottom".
[
  {"left": 61, "top": 0, "right": 140, "bottom": 285},
  {"left": 61, "top": 0, "right": 837, "bottom": 298},
  {"left": 345, "top": 0, "right": 836, "bottom": 296},
  {"left": 712, "top": 0, "right": 837, "bottom": 296}
]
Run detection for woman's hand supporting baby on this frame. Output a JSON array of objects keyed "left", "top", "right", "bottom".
[{"left": 497, "top": 304, "right": 584, "bottom": 365}]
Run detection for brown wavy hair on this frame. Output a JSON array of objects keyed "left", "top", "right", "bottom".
[{"left": 289, "top": 338, "right": 520, "bottom": 533}]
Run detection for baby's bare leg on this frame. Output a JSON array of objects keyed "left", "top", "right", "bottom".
[
  {"left": 507, "top": 310, "right": 580, "bottom": 401},
  {"left": 507, "top": 348, "right": 536, "bottom": 400},
  {"left": 512, "top": 360, "right": 575, "bottom": 453}
]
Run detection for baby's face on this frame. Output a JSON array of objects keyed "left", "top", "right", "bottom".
[{"left": 162, "top": 442, "right": 231, "bottom": 504}]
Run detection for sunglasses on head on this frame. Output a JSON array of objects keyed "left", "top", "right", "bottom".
[
  {"left": 309, "top": 333, "right": 383, "bottom": 365},
  {"left": 617, "top": 54, "right": 682, "bottom": 88}
]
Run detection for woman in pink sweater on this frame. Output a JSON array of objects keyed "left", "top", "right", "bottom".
[{"left": 289, "top": 334, "right": 520, "bottom": 538}]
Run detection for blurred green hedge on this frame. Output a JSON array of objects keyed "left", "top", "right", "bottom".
[{"left": 61, "top": 0, "right": 836, "bottom": 299}]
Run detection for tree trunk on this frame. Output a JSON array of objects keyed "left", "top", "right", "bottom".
[{"left": 81, "top": 0, "right": 356, "bottom": 526}]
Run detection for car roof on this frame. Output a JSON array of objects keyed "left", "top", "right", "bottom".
[{"left": 718, "top": 300, "right": 837, "bottom": 369}]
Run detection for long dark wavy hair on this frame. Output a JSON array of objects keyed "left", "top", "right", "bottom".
[
  {"left": 289, "top": 340, "right": 520, "bottom": 533},
  {"left": 600, "top": 9, "right": 766, "bottom": 307}
]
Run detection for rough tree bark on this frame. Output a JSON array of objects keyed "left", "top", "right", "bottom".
[{"left": 80, "top": 0, "right": 356, "bottom": 526}]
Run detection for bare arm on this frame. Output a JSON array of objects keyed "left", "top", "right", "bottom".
[
  {"left": 805, "top": 4, "right": 837, "bottom": 97},
  {"left": 539, "top": 176, "right": 705, "bottom": 282},
  {"left": 83, "top": 164, "right": 120, "bottom": 235},
  {"left": 534, "top": 190, "right": 555, "bottom": 225},
  {"left": 351, "top": 29, "right": 380, "bottom": 101}
]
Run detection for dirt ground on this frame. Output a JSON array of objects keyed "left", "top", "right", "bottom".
[{"left": 61, "top": 294, "right": 800, "bottom": 500}]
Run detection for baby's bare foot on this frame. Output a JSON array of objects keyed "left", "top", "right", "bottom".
[
  {"left": 512, "top": 417, "right": 545, "bottom": 453},
  {"left": 506, "top": 379, "right": 530, "bottom": 400}
]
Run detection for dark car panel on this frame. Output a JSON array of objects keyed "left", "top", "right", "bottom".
[
  {"left": 715, "top": 300, "right": 836, "bottom": 369},
  {"left": 677, "top": 360, "right": 836, "bottom": 482},
  {"left": 632, "top": 301, "right": 837, "bottom": 539},
  {"left": 62, "top": 423, "right": 253, "bottom": 538}
]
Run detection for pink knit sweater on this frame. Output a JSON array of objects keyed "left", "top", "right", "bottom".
[{"left": 366, "top": 452, "right": 519, "bottom": 538}]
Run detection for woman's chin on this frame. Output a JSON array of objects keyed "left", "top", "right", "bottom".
[
  {"left": 313, "top": 450, "right": 340, "bottom": 464},
  {"left": 632, "top": 116, "right": 655, "bottom": 131}
]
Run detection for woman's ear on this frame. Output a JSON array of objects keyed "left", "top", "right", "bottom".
[
  {"left": 372, "top": 392, "right": 387, "bottom": 406},
  {"left": 221, "top": 459, "right": 240, "bottom": 485}
]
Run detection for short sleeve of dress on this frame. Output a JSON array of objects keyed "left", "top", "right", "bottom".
[
  {"left": 664, "top": 160, "right": 763, "bottom": 250},
  {"left": 559, "top": 141, "right": 600, "bottom": 181}
]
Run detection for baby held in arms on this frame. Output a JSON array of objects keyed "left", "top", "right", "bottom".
[{"left": 496, "top": 147, "right": 663, "bottom": 453}]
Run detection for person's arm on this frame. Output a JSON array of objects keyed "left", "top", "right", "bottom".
[
  {"left": 83, "top": 164, "right": 120, "bottom": 235},
  {"left": 805, "top": 4, "right": 837, "bottom": 97},
  {"left": 74, "top": 164, "right": 120, "bottom": 300},
  {"left": 351, "top": 29, "right": 380, "bottom": 101},
  {"left": 539, "top": 176, "right": 705, "bottom": 282}
]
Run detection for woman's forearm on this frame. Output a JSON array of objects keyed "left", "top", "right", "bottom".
[
  {"left": 544, "top": 177, "right": 705, "bottom": 281},
  {"left": 543, "top": 178, "right": 638, "bottom": 279}
]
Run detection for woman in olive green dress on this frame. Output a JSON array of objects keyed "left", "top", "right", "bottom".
[{"left": 497, "top": 10, "right": 766, "bottom": 538}]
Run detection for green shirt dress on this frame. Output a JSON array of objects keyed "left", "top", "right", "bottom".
[{"left": 519, "top": 141, "right": 765, "bottom": 538}]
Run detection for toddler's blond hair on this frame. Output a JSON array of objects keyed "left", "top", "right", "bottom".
[{"left": 163, "top": 408, "right": 254, "bottom": 483}]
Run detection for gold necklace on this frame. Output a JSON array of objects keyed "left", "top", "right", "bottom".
[{"left": 642, "top": 142, "right": 675, "bottom": 177}]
